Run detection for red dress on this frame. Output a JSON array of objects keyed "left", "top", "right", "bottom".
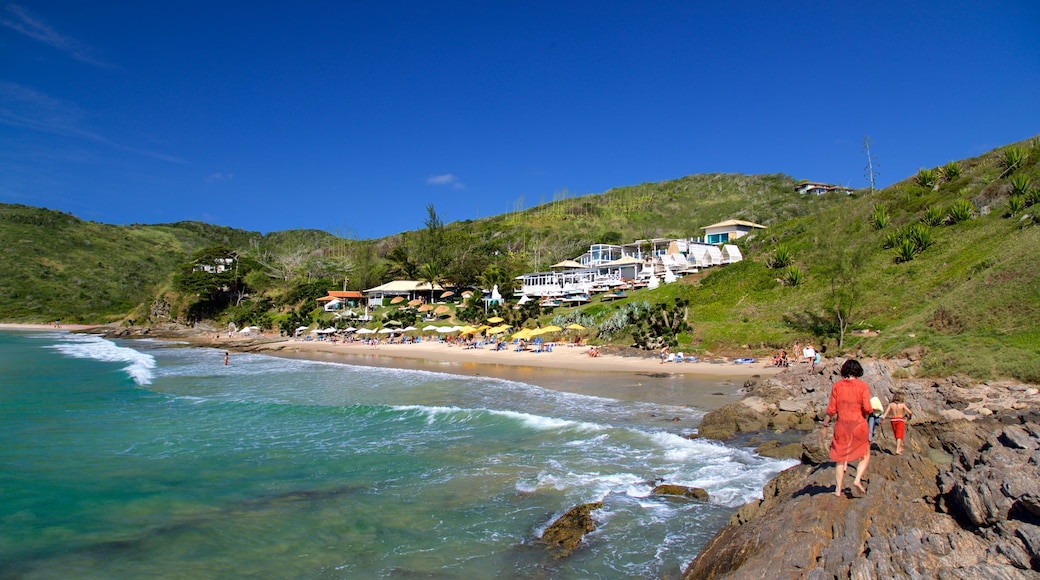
[{"left": 826, "top": 377, "right": 872, "bottom": 462}]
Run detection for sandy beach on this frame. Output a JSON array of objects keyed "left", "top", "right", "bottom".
[{"left": 2, "top": 323, "right": 784, "bottom": 410}]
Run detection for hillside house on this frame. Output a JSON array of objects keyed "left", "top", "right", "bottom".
[
  {"left": 795, "top": 182, "right": 854, "bottom": 195},
  {"left": 701, "top": 219, "right": 767, "bottom": 244}
]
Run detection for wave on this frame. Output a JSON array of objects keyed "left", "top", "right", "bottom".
[{"left": 46, "top": 334, "right": 157, "bottom": 385}]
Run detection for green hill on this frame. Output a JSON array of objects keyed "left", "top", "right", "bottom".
[{"left": 2, "top": 135, "right": 1038, "bottom": 382}]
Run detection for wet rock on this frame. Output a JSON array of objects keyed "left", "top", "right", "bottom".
[
  {"left": 756, "top": 442, "right": 802, "bottom": 460},
  {"left": 652, "top": 484, "right": 709, "bottom": 501},
  {"left": 540, "top": 502, "right": 603, "bottom": 558}
]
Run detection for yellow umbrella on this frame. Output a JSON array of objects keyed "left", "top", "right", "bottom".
[
  {"left": 458, "top": 325, "right": 477, "bottom": 335},
  {"left": 487, "top": 316, "right": 504, "bottom": 323},
  {"left": 541, "top": 325, "right": 562, "bottom": 333},
  {"left": 486, "top": 325, "right": 508, "bottom": 335},
  {"left": 511, "top": 328, "right": 534, "bottom": 340},
  {"left": 528, "top": 327, "right": 546, "bottom": 337},
  {"left": 566, "top": 323, "right": 586, "bottom": 330}
]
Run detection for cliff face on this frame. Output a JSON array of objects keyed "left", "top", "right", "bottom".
[{"left": 684, "top": 361, "right": 1040, "bottom": 579}]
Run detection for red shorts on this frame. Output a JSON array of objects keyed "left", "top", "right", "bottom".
[{"left": 890, "top": 417, "right": 906, "bottom": 439}]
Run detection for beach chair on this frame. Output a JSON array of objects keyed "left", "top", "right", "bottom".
[
  {"left": 531, "top": 338, "right": 543, "bottom": 353},
  {"left": 675, "top": 352, "right": 684, "bottom": 363}
]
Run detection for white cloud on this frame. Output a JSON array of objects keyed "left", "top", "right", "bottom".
[
  {"left": 1, "top": 4, "right": 112, "bottom": 68},
  {"left": 426, "top": 173, "right": 464, "bottom": 189},
  {"left": 206, "top": 172, "right": 234, "bottom": 183}
]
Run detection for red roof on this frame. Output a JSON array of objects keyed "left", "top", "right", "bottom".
[{"left": 318, "top": 291, "right": 363, "bottom": 301}]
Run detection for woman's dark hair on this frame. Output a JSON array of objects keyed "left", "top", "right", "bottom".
[{"left": 840, "top": 359, "right": 864, "bottom": 378}]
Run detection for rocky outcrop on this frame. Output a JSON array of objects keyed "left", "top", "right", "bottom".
[
  {"left": 684, "top": 359, "right": 1040, "bottom": 579},
  {"left": 652, "top": 484, "right": 710, "bottom": 501},
  {"left": 539, "top": 502, "right": 604, "bottom": 558}
]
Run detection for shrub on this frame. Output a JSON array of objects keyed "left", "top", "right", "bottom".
[
  {"left": 870, "top": 204, "right": 891, "bottom": 230},
  {"left": 916, "top": 168, "right": 938, "bottom": 188},
  {"left": 922, "top": 206, "right": 945, "bottom": 226},
  {"left": 905, "top": 222, "right": 933, "bottom": 252},
  {"left": 1026, "top": 188, "right": 1040, "bottom": 207},
  {"left": 939, "top": 161, "right": 961, "bottom": 181},
  {"left": 882, "top": 230, "right": 901, "bottom": 249},
  {"left": 1006, "top": 195, "right": 1024, "bottom": 217},
  {"left": 895, "top": 237, "right": 918, "bottom": 263},
  {"left": 782, "top": 265, "right": 804, "bottom": 287},
  {"left": 1009, "top": 174, "right": 1032, "bottom": 197},
  {"left": 946, "top": 199, "right": 975, "bottom": 224},
  {"left": 1001, "top": 146, "right": 1025, "bottom": 175},
  {"left": 767, "top": 243, "right": 793, "bottom": 269}
]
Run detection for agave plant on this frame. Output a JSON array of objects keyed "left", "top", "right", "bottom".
[
  {"left": 1027, "top": 188, "right": 1040, "bottom": 207},
  {"left": 922, "top": 206, "right": 945, "bottom": 226},
  {"left": 882, "top": 230, "right": 901, "bottom": 249},
  {"left": 916, "top": 167, "right": 938, "bottom": 188},
  {"left": 939, "top": 161, "right": 961, "bottom": 181},
  {"left": 905, "top": 222, "right": 933, "bottom": 252},
  {"left": 1006, "top": 195, "right": 1024, "bottom": 217},
  {"left": 767, "top": 243, "right": 793, "bottom": 269},
  {"left": 946, "top": 199, "right": 975, "bottom": 224},
  {"left": 870, "top": 204, "right": 891, "bottom": 230},
  {"left": 1001, "top": 146, "right": 1025, "bottom": 175},
  {"left": 895, "top": 237, "right": 919, "bottom": 263},
  {"left": 1009, "top": 174, "right": 1032, "bottom": 197},
  {"left": 782, "top": 265, "right": 804, "bottom": 287}
]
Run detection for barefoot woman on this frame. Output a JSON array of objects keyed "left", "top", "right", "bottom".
[{"left": 821, "top": 359, "right": 872, "bottom": 496}]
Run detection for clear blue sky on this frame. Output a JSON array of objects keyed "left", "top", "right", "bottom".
[{"left": 2, "top": 1, "right": 1038, "bottom": 239}]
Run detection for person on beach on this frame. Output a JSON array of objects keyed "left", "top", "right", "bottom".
[
  {"left": 659, "top": 345, "right": 669, "bottom": 364},
  {"left": 882, "top": 392, "right": 913, "bottom": 455},
  {"left": 867, "top": 396, "right": 884, "bottom": 441},
  {"left": 224, "top": 352, "right": 229, "bottom": 366},
  {"left": 821, "top": 359, "right": 872, "bottom": 497}
]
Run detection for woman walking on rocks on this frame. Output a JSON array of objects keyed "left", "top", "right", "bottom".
[{"left": 822, "top": 359, "right": 872, "bottom": 497}]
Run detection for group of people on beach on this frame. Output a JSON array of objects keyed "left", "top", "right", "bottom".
[{"left": 822, "top": 359, "right": 913, "bottom": 497}]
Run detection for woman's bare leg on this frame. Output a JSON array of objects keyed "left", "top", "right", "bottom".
[
  {"left": 852, "top": 452, "right": 870, "bottom": 493},
  {"left": 834, "top": 462, "right": 846, "bottom": 497}
]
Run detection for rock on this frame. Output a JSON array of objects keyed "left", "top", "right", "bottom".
[
  {"left": 1000, "top": 425, "right": 1039, "bottom": 450},
  {"left": 540, "top": 502, "right": 603, "bottom": 558},
  {"left": 697, "top": 402, "right": 769, "bottom": 440},
  {"left": 758, "top": 442, "right": 802, "bottom": 460},
  {"left": 652, "top": 484, "right": 709, "bottom": 501},
  {"left": 801, "top": 427, "right": 831, "bottom": 465},
  {"left": 778, "top": 399, "right": 806, "bottom": 413}
]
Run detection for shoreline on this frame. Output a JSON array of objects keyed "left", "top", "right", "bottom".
[{"left": 1, "top": 323, "right": 783, "bottom": 410}]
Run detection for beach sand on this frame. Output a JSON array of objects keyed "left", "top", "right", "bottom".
[{"left": 2, "top": 323, "right": 782, "bottom": 411}]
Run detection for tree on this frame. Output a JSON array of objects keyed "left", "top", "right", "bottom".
[
  {"left": 418, "top": 262, "right": 444, "bottom": 303},
  {"left": 822, "top": 245, "right": 866, "bottom": 349},
  {"left": 863, "top": 136, "right": 880, "bottom": 193}
]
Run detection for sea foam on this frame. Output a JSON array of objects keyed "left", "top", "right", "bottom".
[{"left": 47, "top": 334, "right": 157, "bottom": 385}]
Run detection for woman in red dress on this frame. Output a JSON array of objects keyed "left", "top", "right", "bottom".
[{"left": 822, "top": 359, "right": 872, "bottom": 497}]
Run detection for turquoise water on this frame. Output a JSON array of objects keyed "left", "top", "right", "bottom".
[{"left": 0, "top": 331, "right": 795, "bottom": 578}]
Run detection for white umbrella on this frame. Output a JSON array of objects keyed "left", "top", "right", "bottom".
[
  {"left": 344, "top": 327, "right": 358, "bottom": 332},
  {"left": 357, "top": 328, "right": 376, "bottom": 334},
  {"left": 436, "top": 326, "right": 453, "bottom": 333},
  {"left": 403, "top": 326, "right": 417, "bottom": 331},
  {"left": 378, "top": 328, "right": 395, "bottom": 334},
  {"left": 422, "top": 325, "right": 440, "bottom": 331}
]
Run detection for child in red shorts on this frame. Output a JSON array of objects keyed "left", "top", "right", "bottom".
[{"left": 882, "top": 392, "right": 913, "bottom": 455}]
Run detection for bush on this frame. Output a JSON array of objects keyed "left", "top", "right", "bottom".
[
  {"left": 870, "top": 204, "right": 891, "bottom": 230},
  {"left": 782, "top": 265, "right": 804, "bottom": 287},
  {"left": 916, "top": 168, "right": 938, "bottom": 188},
  {"left": 939, "top": 161, "right": 961, "bottom": 181},
  {"left": 922, "top": 206, "right": 946, "bottom": 226},
  {"left": 1001, "top": 146, "right": 1025, "bottom": 175},
  {"left": 1009, "top": 174, "right": 1032, "bottom": 197},
  {"left": 767, "top": 243, "right": 793, "bottom": 269},
  {"left": 1006, "top": 195, "right": 1024, "bottom": 217},
  {"left": 882, "top": 230, "right": 901, "bottom": 249},
  {"left": 896, "top": 237, "right": 919, "bottom": 263},
  {"left": 946, "top": 199, "right": 975, "bottom": 224}
]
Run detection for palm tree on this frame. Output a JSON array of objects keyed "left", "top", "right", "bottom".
[{"left": 419, "top": 262, "right": 444, "bottom": 304}]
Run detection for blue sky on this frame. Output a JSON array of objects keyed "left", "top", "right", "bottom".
[{"left": 2, "top": 1, "right": 1038, "bottom": 239}]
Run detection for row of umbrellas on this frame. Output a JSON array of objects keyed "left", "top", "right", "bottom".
[{"left": 301, "top": 321, "right": 587, "bottom": 338}]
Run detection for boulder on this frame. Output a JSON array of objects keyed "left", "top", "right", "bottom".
[
  {"left": 540, "top": 502, "right": 603, "bottom": 558},
  {"left": 697, "top": 402, "right": 769, "bottom": 440},
  {"left": 652, "top": 484, "right": 709, "bottom": 501}
]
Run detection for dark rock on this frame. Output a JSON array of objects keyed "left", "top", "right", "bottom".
[
  {"left": 801, "top": 427, "right": 831, "bottom": 465},
  {"left": 758, "top": 442, "right": 802, "bottom": 460},
  {"left": 652, "top": 484, "right": 709, "bottom": 501},
  {"left": 540, "top": 502, "right": 603, "bottom": 558},
  {"left": 697, "top": 403, "right": 767, "bottom": 440}
]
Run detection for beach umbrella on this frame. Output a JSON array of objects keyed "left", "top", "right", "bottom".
[
  {"left": 487, "top": 316, "right": 504, "bottom": 323},
  {"left": 356, "top": 328, "right": 376, "bottom": 334},
  {"left": 344, "top": 327, "right": 358, "bottom": 332},
  {"left": 422, "top": 325, "right": 440, "bottom": 332},
  {"left": 566, "top": 323, "right": 586, "bottom": 330},
  {"left": 407, "top": 299, "right": 423, "bottom": 306},
  {"left": 440, "top": 290, "right": 455, "bottom": 299},
  {"left": 434, "top": 305, "right": 450, "bottom": 315},
  {"left": 418, "top": 304, "right": 434, "bottom": 312},
  {"left": 385, "top": 320, "right": 402, "bottom": 326},
  {"left": 436, "top": 326, "right": 454, "bottom": 333},
  {"left": 486, "top": 325, "right": 508, "bottom": 335},
  {"left": 403, "top": 326, "right": 417, "bottom": 331},
  {"left": 461, "top": 290, "right": 474, "bottom": 298},
  {"left": 378, "top": 328, "right": 395, "bottom": 334},
  {"left": 541, "top": 325, "right": 562, "bottom": 333},
  {"left": 511, "top": 328, "right": 534, "bottom": 340}
]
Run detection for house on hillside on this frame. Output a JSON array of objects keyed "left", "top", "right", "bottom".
[
  {"left": 317, "top": 290, "right": 363, "bottom": 312},
  {"left": 364, "top": 280, "right": 444, "bottom": 307},
  {"left": 192, "top": 257, "right": 235, "bottom": 274},
  {"left": 796, "top": 182, "right": 854, "bottom": 196},
  {"left": 700, "top": 219, "right": 767, "bottom": 244}
]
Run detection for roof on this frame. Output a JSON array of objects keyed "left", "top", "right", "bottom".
[
  {"left": 551, "top": 259, "right": 584, "bottom": 269},
  {"left": 701, "top": 219, "right": 767, "bottom": 230},
  {"left": 328, "top": 291, "right": 362, "bottom": 298},
  {"left": 364, "top": 280, "right": 444, "bottom": 293}
]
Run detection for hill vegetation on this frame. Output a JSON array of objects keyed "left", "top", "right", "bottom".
[{"left": 2, "top": 135, "right": 1038, "bottom": 382}]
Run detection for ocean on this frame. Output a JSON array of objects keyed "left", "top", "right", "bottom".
[{"left": 0, "top": 330, "right": 795, "bottom": 579}]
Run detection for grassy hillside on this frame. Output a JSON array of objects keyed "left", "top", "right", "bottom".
[{"left": 2, "top": 136, "right": 1038, "bottom": 382}]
